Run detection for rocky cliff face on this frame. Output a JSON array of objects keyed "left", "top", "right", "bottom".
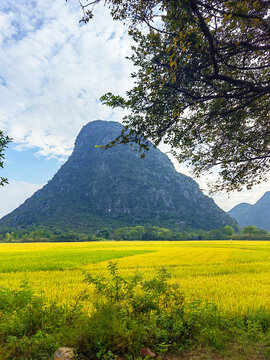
[
  {"left": 228, "top": 192, "right": 270, "bottom": 231},
  {"left": 0, "top": 120, "right": 237, "bottom": 232}
]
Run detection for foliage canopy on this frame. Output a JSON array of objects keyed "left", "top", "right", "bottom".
[
  {"left": 77, "top": 0, "right": 270, "bottom": 192},
  {"left": 0, "top": 131, "right": 11, "bottom": 186}
]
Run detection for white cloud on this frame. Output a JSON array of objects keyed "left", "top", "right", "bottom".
[
  {"left": 0, "top": 0, "right": 133, "bottom": 159},
  {"left": 0, "top": 180, "right": 43, "bottom": 219}
]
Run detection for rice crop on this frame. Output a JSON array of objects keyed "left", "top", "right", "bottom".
[{"left": 0, "top": 240, "right": 269, "bottom": 314}]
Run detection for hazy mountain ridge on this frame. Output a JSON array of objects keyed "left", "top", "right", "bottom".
[
  {"left": 0, "top": 120, "right": 237, "bottom": 232},
  {"left": 228, "top": 192, "right": 270, "bottom": 231},
  {"left": 228, "top": 203, "right": 252, "bottom": 219}
]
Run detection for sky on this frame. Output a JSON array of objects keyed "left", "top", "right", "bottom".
[{"left": 0, "top": 0, "right": 269, "bottom": 219}]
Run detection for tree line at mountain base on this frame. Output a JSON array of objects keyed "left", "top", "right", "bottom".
[{"left": 0, "top": 225, "right": 269, "bottom": 243}]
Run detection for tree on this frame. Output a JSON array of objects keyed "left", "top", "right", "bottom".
[
  {"left": 222, "top": 225, "right": 234, "bottom": 237},
  {"left": 241, "top": 225, "right": 268, "bottom": 235},
  {"left": 76, "top": 0, "right": 270, "bottom": 192},
  {"left": 96, "top": 227, "right": 111, "bottom": 238},
  {"left": 0, "top": 131, "right": 11, "bottom": 186},
  {"left": 129, "top": 226, "right": 145, "bottom": 240},
  {"left": 157, "top": 227, "right": 172, "bottom": 240}
]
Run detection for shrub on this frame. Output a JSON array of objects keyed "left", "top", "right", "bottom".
[
  {"left": 0, "top": 284, "right": 69, "bottom": 360},
  {"left": 69, "top": 262, "right": 189, "bottom": 358}
]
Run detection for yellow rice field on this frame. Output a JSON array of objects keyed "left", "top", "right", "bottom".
[{"left": 0, "top": 240, "right": 270, "bottom": 314}]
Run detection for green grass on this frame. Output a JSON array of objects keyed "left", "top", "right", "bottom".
[{"left": 0, "top": 247, "right": 151, "bottom": 272}]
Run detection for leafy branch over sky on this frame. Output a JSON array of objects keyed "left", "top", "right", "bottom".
[
  {"left": 0, "top": 131, "right": 11, "bottom": 186},
  {"left": 75, "top": 0, "right": 270, "bottom": 192}
]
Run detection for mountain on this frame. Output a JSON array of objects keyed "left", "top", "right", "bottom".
[
  {"left": 228, "top": 192, "right": 270, "bottom": 231},
  {"left": 228, "top": 203, "right": 252, "bottom": 220},
  {"left": 0, "top": 120, "right": 237, "bottom": 232}
]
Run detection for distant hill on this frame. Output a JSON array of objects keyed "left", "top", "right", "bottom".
[
  {"left": 228, "top": 203, "right": 252, "bottom": 220},
  {"left": 0, "top": 120, "right": 237, "bottom": 232},
  {"left": 228, "top": 192, "right": 270, "bottom": 231}
]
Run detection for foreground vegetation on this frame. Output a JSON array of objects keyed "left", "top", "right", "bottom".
[
  {"left": 1, "top": 241, "right": 270, "bottom": 359},
  {"left": 1, "top": 262, "right": 270, "bottom": 360}
]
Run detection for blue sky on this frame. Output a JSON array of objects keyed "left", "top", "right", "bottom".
[
  {"left": 0, "top": 0, "right": 269, "bottom": 218},
  {"left": 4, "top": 147, "right": 60, "bottom": 184}
]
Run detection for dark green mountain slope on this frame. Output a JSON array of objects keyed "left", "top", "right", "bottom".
[
  {"left": 228, "top": 192, "right": 270, "bottom": 231},
  {"left": 0, "top": 121, "right": 237, "bottom": 232}
]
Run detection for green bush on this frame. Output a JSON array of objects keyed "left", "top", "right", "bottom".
[
  {"left": 0, "top": 284, "right": 69, "bottom": 360},
  {"left": 69, "top": 262, "right": 189, "bottom": 358}
]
